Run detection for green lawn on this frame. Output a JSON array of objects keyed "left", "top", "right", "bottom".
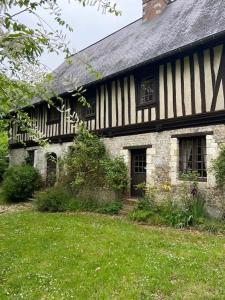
[
  {"left": 0, "top": 212, "right": 225, "bottom": 299},
  {"left": 0, "top": 186, "right": 5, "bottom": 205}
]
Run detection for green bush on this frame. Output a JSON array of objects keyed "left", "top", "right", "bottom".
[
  {"left": 101, "top": 157, "right": 128, "bottom": 192},
  {"left": 160, "top": 202, "right": 193, "bottom": 228},
  {"left": 197, "top": 219, "right": 225, "bottom": 234},
  {"left": 35, "top": 186, "right": 123, "bottom": 215},
  {"left": 129, "top": 210, "right": 152, "bottom": 222},
  {"left": 2, "top": 164, "right": 42, "bottom": 202},
  {"left": 211, "top": 145, "right": 225, "bottom": 188},
  {"left": 35, "top": 187, "right": 72, "bottom": 212},
  {"left": 97, "top": 202, "right": 122, "bottom": 215},
  {"left": 136, "top": 196, "right": 156, "bottom": 211},
  {"left": 61, "top": 127, "right": 128, "bottom": 196},
  {"left": 0, "top": 132, "right": 8, "bottom": 182},
  {"left": 188, "top": 193, "right": 206, "bottom": 221},
  {"left": 130, "top": 184, "right": 207, "bottom": 229}
]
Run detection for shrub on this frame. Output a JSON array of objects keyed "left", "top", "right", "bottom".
[
  {"left": 136, "top": 196, "right": 156, "bottom": 211},
  {"left": 61, "top": 127, "right": 128, "bottom": 196},
  {"left": 97, "top": 202, "right": 122, "bottom": 215},
  {"left": 35, "top": 186, "right": 123, "bottom": 215},
  {"left": 198, "top": 219, "right": 225, "bottom": 234},
  {"left": 2, "top": 164, "right": 42, "bottom": 202},
  {"left": 0, "top": 132, "right": 8, "bottom": 182},
  {"left": 159, "top": 201, "right": 193, "bottom": 228},
  {"left": 0, "top": 158, "right": 8, "bottom": 182},
  {"left": 101, "top": 157, "right": 128, "bottom": 192},
  {"left": 211, "top": 145, "right": 225, "bottom": 188},
  {"left": 188, "top": 193, "right": 206, "bottom": 222},
  {"left": 35, "top": 187, "right": 72, "bottom": 212},
  {"left": 129, "top": 210, "right": 152, "bottom": 223},
  {"left": 130, "top": 181, "right": 207, "bottom": 228},
  {"left": 62, "top": 127, "right": 106, "bottom": 191}
]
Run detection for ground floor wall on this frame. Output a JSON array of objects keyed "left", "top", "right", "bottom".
[
  {"left": 9, "top": 142, "right": 73, "bottom": 181},
  {"left": 9, "top": 124, "right": 225, "bottom": 218}
]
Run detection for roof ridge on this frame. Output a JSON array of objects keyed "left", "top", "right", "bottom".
[{"left": 70, "top": 17, "right": 142, "bottom": 58}]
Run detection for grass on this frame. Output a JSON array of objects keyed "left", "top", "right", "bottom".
[
  {"left": 0, "top": 185, "right": 6, "bottom": 205},
  {"left": 0, "top": 212, "right": 225, "bottom": 299}
]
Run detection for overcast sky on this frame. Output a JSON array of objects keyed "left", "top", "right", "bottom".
[{"left": 39, "top": 0, "right": 142, "bottom": 71}]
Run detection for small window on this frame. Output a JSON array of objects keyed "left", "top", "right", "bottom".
[
  {"left": 47, "top": 106, "right": 60, "bottom": 124},
  {"left": 26, "top": 150, "right": 35, "bottom": 166},
  {"left": 85, "top": 98, "right": 96, "bottom": 119},
  {"left": 136, "top": 67, "right": 157, "bottom": 107},
  {"left": 179, "top": 136, "right": 207, "bottom": 180},
  {"left": 139, "top": 77, "right": 154, "bottom": 106},
  {"left": 17, "top": 126, "right": 26, "bottom": 134},
  {"left": 134, "top": 153, "right": 146, "bottom": 174}
]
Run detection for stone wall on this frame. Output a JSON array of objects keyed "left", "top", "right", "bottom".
[
  {"left": 9, "top": 142, "right": 73, "bottom": 180},
  {"left": 9, "top": 124, "right": 225, "bottom": 217}
]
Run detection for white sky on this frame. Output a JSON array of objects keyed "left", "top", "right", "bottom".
[{"left": 39, "top": 0, "right": 142, "bottom": 71}]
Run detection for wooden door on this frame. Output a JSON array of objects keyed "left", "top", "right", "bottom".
[{"left": 131, "top": 149, "right": 146, "bottom": 197}]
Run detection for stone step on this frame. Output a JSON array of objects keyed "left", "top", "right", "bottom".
[
  {"left": 123, "top": 197, "right": 138, "bottom": 206},
  {"left": 119, "top": 204, "right": 135, "bottom": 216}
]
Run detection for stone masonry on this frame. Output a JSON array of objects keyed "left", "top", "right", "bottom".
[{"left": 9, "top": 124, "right": 225, "bottom": 217}]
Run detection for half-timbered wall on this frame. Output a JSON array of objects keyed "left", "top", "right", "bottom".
[
  {"left": 159, "top": 44, "right": 225, "bottom": 120},
  {"left": 10, "top": 43, "right": 225, "bottom": 145}
]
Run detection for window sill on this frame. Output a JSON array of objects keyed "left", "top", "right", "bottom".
[
  {"left": 46, "top": 120, "right": 60, "bottom": 125},
  {"left": 85, "top": 115, "right": 96, "bottom": 121},
  {"left": 178, "top": 177, "right": 207, "bottom": 183},
  {"left": 136, "top": 102, "right": 156, "bottom": 110}
]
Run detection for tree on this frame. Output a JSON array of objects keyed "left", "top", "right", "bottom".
[
  {"left": 0, "top": 0, "right": 121, "bottom": 139},
  {"left": 0, "top": 127, "right": 8, "bottom": 181}
]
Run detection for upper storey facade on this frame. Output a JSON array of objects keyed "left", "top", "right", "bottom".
[{"left": 9, "top": 0, "right": 225, "bottom": 147}]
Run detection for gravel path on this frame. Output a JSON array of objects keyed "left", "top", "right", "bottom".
[{"left": 0, "top": 202, "right": 33, "bottom": 214}]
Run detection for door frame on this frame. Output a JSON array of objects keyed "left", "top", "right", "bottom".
[{"left": 130, "top": 148, "right": 147, "bottom": 197}]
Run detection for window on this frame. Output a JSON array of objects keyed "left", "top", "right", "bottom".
[
  {"left": 17, "top": 126, "right": 26, "bottom": 134},
  {"left": 134, "top": 153, "right": 146, "bottom": 174},
  {"left": 85, "top": 98, "right": 96, "bottom": 119},
  {"left": 47, "top": 106, "right": 60, "bottom": 124},
  {"left": 139, "top": 77, "right": 154, "bottom": 105},
  {"left": 136, "top": 67, "right": 157, "bottom": 107},
  {"left": 179, "top": 136, "right": 207, "bottom": 180},
  {"left": 26, "top": 150, "right": 35, "bottom": 166}
]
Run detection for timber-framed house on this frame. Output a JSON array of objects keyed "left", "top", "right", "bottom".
[{"left": 9, "top": 0, "right": 225, "bottom": 215}]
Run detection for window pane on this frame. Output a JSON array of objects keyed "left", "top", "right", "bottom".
[
  {"left": 48, "top": 107, "right": 60, "bottom": 122},
  {"left": 139, "top": 78, "right": 154, "bottom": 105},
  {"left": 86, "top": 98, "right": 96, "bottom": 117},
  {"left": 179, "top": 136, "right": 207, "bottom": 179},
  {"left": 134, "top": 153, "right": 146, "bottom": 173}
]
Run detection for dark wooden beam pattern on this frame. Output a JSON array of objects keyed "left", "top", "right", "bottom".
[
  {"left": 189, "top": 54, "right": 196, "bottom": 115},
  {"left": 180, "top": 57, "right": 186, "bottom": 116},
  {"left": 115, "top": 81, "right": 118, "bottom": 127},
  {"left": 171, "top": 60, "right": 177, "bottom": 118},
  {"left": 128, "top": 76, "right": 131, "bottom": 124},
  {"left": 123, "top": 144, "right": 152, "bottom": 150},
  {"left": 164, "top": 63, "right": 168, "bottom": 119},
  {"left": 171, "top": 131, "right": 213, "bottom": 138},
  {"left": 107, "top": 82, "right": 112, "bottom": 128},
  {"left": 148, "top": 107, "right": 151, "bottom": 122},
  {"left": 104, "top": 85, "right": 106, "bottom": 128},
  {"left": 211, "top": 45, "right": 225, "bottom": 111},
  {"left": 98, "top": 87, "right": 101, "bottom": 129},
  {"left": 210, "top": 47, "right": 216, "bottom": 90},
  {"left": 197, "top": 50, "right": 206, "bottom": 113},
  {"left": 120, "top": 78, "right": 125, "bottom": 126},
  {"left": 155, "top": 66, "right": 160, "bottom": 120}
]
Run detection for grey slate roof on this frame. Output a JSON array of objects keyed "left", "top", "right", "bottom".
[{"left": 50, "top": 0, "right": 225, "bottom": 98}]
